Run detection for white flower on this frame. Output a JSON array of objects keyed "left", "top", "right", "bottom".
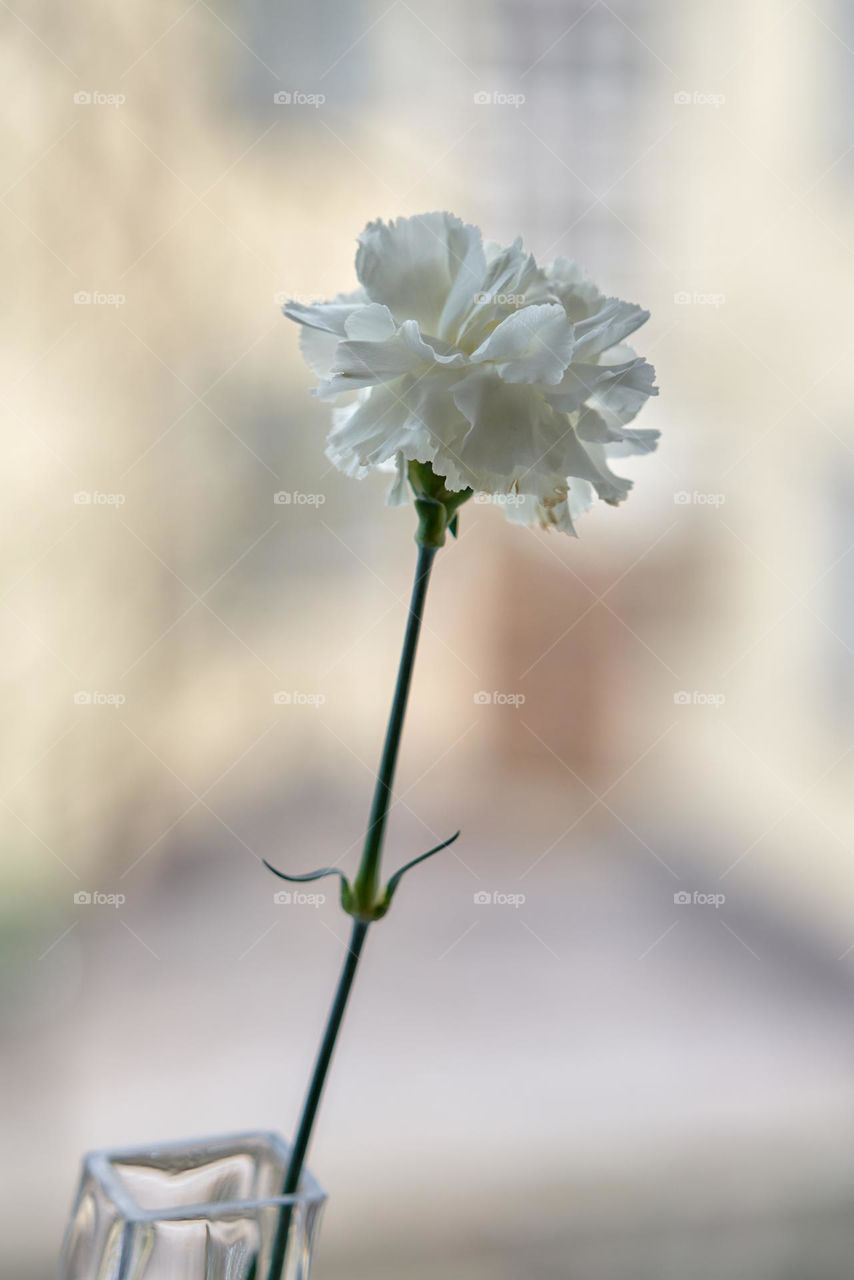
[{"left": 284, "top": 212, "right": 659, "bottom": 535}]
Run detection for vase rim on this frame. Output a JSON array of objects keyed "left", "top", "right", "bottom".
[{"left": 83, "top": 1129, "right": 326, "bottom": 1223}]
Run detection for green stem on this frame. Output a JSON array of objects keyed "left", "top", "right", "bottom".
[
  {"left": 351, "top": 543, "right": 437, "bottom": 916},
  {"left": 266, "top": 542, "right": 438, "bottom": 1278},
  {"left": 284, "top": 918, "right": 369, "bottom": 1196}
]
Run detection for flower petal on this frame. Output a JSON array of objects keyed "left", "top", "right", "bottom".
[
  {"left": 578, "top": 442, "right": 634, "bottom": 504},
  {"left": 545, "top": 354, "right": 657, "bottom": 418},
  {"left": 469, "top": 303, "right": 575, "bottom": 384},
  {"left": 606, "top": 428, "right": 660, "bottom": 457},
  {"left": 298, "top": 326, "right": 339, "bottom": 378},
  {"left": 449, "top": 368, "right": 576, "bottom": 493},
  {"left": 343, "top": 304, "right": 397, "bottom": 341},
  {"left": 543, "top": 258, "right": 603, "bottom": 320},
  {"left": 577, "top": 405, "right": 660, "bottom": 457},
  {"left": 502, "top": 493, "right": 574, "bottom": 535},
  {"left": 283, "top": 289, "right": 368, "bottom": 335},
  {"left": 455, "top": 240, "right": 552, "bottom": 348},
  {"left": 383, "top": 453, "right": 410, "bottom": 506},
  {"left": 326, "top": 384, "right": 411, "bottom": 472},
  {"left": 502, "top": 476, "right": 596, "bottom": 533},
  {"left": 356, "top": 212, "right": 485, "bottom": 336},
  {"left": 317, "top": 319, "right": 466, "bottom": 397},
  {"left": 544, "top": 361, "right": 633, "bottom": 414},
  {"left": 590, "top": 354, "right": 658, "bottom": 426},
  {"left": 325, "top": 370, "right": 469, "bottom": 480},
  {"left": 573, "top": 297, "right": 649, "bottom": 359}
]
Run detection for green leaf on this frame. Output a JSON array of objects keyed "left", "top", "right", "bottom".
[
  {"left": 263, "top": 860, "right": 353, "bottom": 912},
  {"left": 373, "top": 830, "right": 461, "bottom": 918}
]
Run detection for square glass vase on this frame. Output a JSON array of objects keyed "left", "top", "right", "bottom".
[{"left": 59, "top": 1131, "right": 326, "bottom": 1280}]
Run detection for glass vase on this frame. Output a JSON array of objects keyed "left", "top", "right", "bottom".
[{"left": 59, "top": 1131, "right": 326, "bottom": 1280}]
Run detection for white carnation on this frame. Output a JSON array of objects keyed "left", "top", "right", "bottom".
[{"left": 284, "top": 212, "right": 659, "bottom": 535}]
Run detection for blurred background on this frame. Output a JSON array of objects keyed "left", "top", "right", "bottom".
[{"left": 2, "top": 0, "right": 854, "bottom": 1276}]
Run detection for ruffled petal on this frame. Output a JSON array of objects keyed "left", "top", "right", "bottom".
[
  {"left": 606, "top": 428, "right": 660, "bottom": 457},
  {"left": 344, "top": 304, "right": 397, "bottom": 341},
  {"left": 469, "top": 303, "right": 575, "bottom": 385},
  {"left": 545, "top": 358, "right": 650, "bottom": 417},
  {"left": 325, "top": 371, "right": 469, "bottom": 479},
  {"left": 283, "top": 289, "right": 369, "bottom": 335},
  {"left": 383, "top": 453, "right": 410, "bottom": 506},
  {"left": 576, "top": 405, "right": 660, "bottom": 454},
  {"left": 578, "top": 442, "right": 634, "bottom": 504},
  {"left": 503, "top": 493, "right": 577, "bottom": 535},
  {"left": 543, "top": 258, "right": 603, "bottom": 321},
  {"left": 499, "top": 476, "right": 595, "bottom": 534},
  {"left": 543, "top": 361, "right": 634, "bottom": 414},
  {"left": 455, "top": 240, "right": 553, "bottom": 349},
  {"left": 567, "top": 477, "right": 596, "bottom": 521},
  {"left": 449, "top": 368, "right": 587, "bottom": 496},
  {"left": 589, "top": 352, "right": 658, "bottom": 427},
  {"left": 573, "top": 297, "right": 649, "bottom": 359},
  {"left": 298, "top": 325, "right": 339, "bottom": 378},
  {"left": 325, "top": 384, "right": 411, "bottom": 473},
  {"left": 448, "top": 367, "right": 632, "bottom": 505},
  {"left": 356, "top": 212, "right": 485, "bottom": 336},
  {"left": 316, "top": 319, "right": 467, "bottom": 397}
]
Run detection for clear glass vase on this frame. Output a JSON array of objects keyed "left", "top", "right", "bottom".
[{"left": 59, "top": 1131, "right": 326, "bottom": 1280}]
